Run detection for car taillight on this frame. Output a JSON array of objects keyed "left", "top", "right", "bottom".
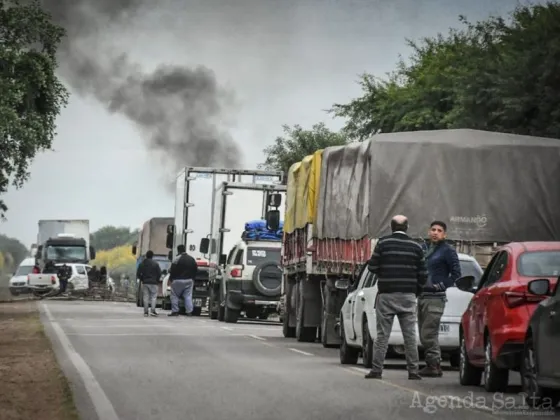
[
  {"left": 51, "top": 276, "right": 56, "bottom": 285},
  {"left": 230, "top": 268, "right": 242, "bottom": 278},
  {"left": 503, "top": 291, "right": 547, "bottom": 308}
]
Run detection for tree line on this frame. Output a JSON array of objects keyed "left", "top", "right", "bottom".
[{"left": 0, "top": 1, "right": 558, "bottom": 213}]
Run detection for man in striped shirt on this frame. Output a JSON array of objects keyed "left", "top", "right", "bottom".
[{"left": 364, "top": 215, "right": 428, "bottom": 380}]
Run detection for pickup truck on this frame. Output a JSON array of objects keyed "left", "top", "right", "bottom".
[{"left": 27, "top": 263, "right": 91, "bottom": 296}]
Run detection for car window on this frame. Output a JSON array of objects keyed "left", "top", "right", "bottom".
[
  {"left": 518, "top": 251, "right": 560, "bottom": 277},
  {"left": 246, "top": 247, "right": 280, "bottom": 266},
  {"left": 234, "top": 250, "right": 244, "bottom": 265},
  {"left": 363, "top": 273, "right": 377, "bottom": 288},
  {"left": 14, "top": 265, "right": 33, "bottom": 276},
  {"left": 226, "top": 248, "right": 236, "bottom": 264},
  {"left": 355, "top": 266, "right": 370, "bottom": 290},
  {"left": 75, "top": 265, "right": 86, "bottom": 275},
  {"left": 481, "top": 251, "right": 508, "bottom": 288}
]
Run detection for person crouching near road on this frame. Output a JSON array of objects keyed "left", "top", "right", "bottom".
[
  {"left": 364, "top": 215, "right": 428, "bottom": 380},
  {"left": 418, "top": 220, "right": 461, "bottom": 377},
  {"left": 168, "top": 244, "right": 198, "bottom": 317},
  {"left": 136, "top": 250, "right": 162, "bottom": 317}
]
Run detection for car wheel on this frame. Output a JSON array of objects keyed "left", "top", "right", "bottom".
[
  {"left": 459, "top": 335, "right": 483, "bottom": 386},
  {"left": 521, "top": 333, "right": 560, "bottom": 408},
  {"left": 483, "top": 336, "right": 509, "bottom": 392},
  {"left": 339, "top": 320, "right": 359, "bottom": 365},
  {"left": 362, "top": 319, "right": 374, "bottom": 369}
]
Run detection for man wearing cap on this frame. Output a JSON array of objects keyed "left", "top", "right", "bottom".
[{"left": 364, "top": 215, "right": 428, "bottom": 380}]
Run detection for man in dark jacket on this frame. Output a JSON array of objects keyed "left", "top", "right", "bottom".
[
  {"left": 418, "top": 220, "right": 461, "bottom": 377},
  {"left": 168, "top": 244, "right": 198, "bottom": 317},
  {"left": 365, "top": 215, "right": 428, "bottom": 380},
  {"left": 136, "top": 250, "right": 162, "bottom": 317}
]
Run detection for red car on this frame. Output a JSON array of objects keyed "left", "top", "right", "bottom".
[{"left": 456, "top": 242, "right": 560, "bottom": 392}]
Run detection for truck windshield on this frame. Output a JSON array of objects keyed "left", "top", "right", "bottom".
[
  {"left": 46, "top": 246, "right": 87, "bottom": 262},
  {"left": 246, "top": 247, "right": 281, "bottom": 266}
]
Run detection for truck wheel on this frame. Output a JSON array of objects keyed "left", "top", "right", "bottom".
[
  {"left": 283, "top": 312, "right": 296, "bottom": 338},
  {"left": 209, "top": 291, "right": 218, "bottom": 319},
  {"left": 218, "top": 306, "right": 225, "bottom": 321},
  {"left": 296, "top": 298, "right": 316, "bottom": 342},
  {"left": 224, "top": 305, "right": 239, "bottom": 323},
  {"left": 192, "top": 307, "right": 202, "bottom": 316}
]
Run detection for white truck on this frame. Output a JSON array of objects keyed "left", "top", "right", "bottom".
[
  {"left": 163, "top": 167, "right": 284, "bottom": 315},
  {"left": 27, "top": 219, "right": 95, "bottom": 295},
  {"left": 199, "top": 181, "right": 286, "bottom": 322}
]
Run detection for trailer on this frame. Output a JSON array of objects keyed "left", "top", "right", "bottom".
[
  {"left": 199, "top": 181, "right": 286, "bottom": 321},
  {"left": 132, "top": 217, "right": 174, "bottom": 308},
  {"left": 282, "top": 129, "right": 560, "bottom": 347}
]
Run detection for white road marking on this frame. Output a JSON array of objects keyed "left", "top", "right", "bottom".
[
  {"left": 247, "top": 334, "right": 266, "bottom": 341},
  {"left": 288, "top": 348, "right": 314, "bottom": 356},
  {"left": 221, "top": 326, "right": 234, "bottom": 331},
  {"left": 64, "top": 333, "right": 252, "bottom": 337},
  {"left": 40, "top": 303, "right": 120, "bottom": 420}
]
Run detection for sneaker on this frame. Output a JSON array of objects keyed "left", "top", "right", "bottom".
[
  {"left": 150, "top": 311, "right": 158, "bottom": 317},
  {"left": 168, "top": 312, "right": 179, "bottom": 317},
  {"left": 408, "top": 372, "right": 422, "bottom": 380},
  {"left": 419, "top": 364, "right": 443, "bottom": 377},
  {"left": 364, "top": 371, "right": 382, "bottom": 379},
  {"left": 184, "top": 312, "right": 193, "bottom": 317}
]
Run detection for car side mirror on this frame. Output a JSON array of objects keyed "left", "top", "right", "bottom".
[
  {"left": 528, "top": 278, "right": 551, "bottom": 296},
  {"left": 200, "top": 238, "right": 210, "bottom": 254},
  {"left": 455, "top": 275, "right": 475, "bottom": 293}
]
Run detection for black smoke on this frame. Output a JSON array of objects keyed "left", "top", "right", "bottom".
[{"left": 41, "top": 0, "right": 241, "bottom": 174}]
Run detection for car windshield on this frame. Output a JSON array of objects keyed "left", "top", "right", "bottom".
[
  {"left": 15, "top": 265, "right": 33, "bottom": 276},
  {"left": 46, "top": 246, "right": 87, "bottom": 262},
  {"left": 459, "top": 260, "right": 484, "bottom": 286},
  {"left": 246, "top": 247, "right": 281, "bottom": 266},
  {"left": 518, "top": 251, "right": 560, "bottom": 277}
]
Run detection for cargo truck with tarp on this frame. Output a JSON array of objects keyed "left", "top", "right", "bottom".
[{"left": 282, "top": 128, "right": 560, "bottom": 347}]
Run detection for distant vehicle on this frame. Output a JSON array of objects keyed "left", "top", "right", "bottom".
[
  {"left": 520, "top": 274, "right": 560, "bottom": 407},
  {"left": 338, "top": 254, "right": 483, "bottom": 367},
  {"left": 8, "top": 257, "right": 35, "bottom": 296},
  {"left": 457, "top": 242, "right": 560, "bottom": 393},
  {"left": 161, "top": 258, "right": 210, "bottom": 315}
]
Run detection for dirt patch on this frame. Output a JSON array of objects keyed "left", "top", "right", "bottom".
[{"left": 0, "top": 301, "right": 79, "bottom": 420}]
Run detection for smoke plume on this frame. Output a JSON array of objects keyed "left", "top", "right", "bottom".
[{"left": 42, "top": 0, "right": 242, "bottom": 175}]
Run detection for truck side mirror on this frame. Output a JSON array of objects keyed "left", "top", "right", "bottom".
[
  {"left": 200, "top": 238, "right": 209, "bottom": 254},
  {"left": 89, "top": 246, "right": 96, "bottom": 260},
  {"left": 266, "top": 210, "right": 280, "bottom": 231},
  {"left": 131, "top": 244, "right": 137, "bottom": 255},
  {"left": 267, "top": 193, "right": 282, "bottom": 207},
  {"left": 219, "top": 254, "right": 227, "bottom": 265},
  {"left": 166, "top": 225, "right": 174, "bottom": 249}
]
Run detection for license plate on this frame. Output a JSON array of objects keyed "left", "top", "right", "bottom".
[
  {"left": 440, "top": 323, "right": 450, "bottom": 333},
  {"left": 193, "top": 299, "right": 202, "bottom": 306}
]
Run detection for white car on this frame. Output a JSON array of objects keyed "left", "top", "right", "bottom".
[
  {"left": 9, "top": 257, "right": 35, "bottom": 295},
  {"left": 338, "top": 253, "right": 483, "bottom": 368}
]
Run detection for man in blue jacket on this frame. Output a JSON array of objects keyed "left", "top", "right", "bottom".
[{"left": 418, "top": 220, "right": 461, "bottom": 377}]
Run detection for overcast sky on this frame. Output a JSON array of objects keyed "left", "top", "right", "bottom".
[{"left": 1, "top": 0, "right": 534, "bottom": 246}]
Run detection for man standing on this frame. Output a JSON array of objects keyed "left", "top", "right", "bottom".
[
  {"left": 418, "top": 220, "right": 461, "bottom": 377},
  {"left": 365, "top": 215, "right": 428, "bottom": 380},
  {"left": 168, "top": 244, "right": 198, "bottom": 317},
  {"left": 136, "top": 250, "right": 162, "bottom": 317}
]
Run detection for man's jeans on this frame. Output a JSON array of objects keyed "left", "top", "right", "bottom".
[
  {"left": 143, "top": 284, "right": 158, "bottom": 313},
  {"left": 170, "top": 279, "right": 194, "bottom": 314}
]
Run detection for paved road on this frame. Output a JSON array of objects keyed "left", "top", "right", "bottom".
[{"left": 39, "top": 301, "right": 556, "bottom": 420}]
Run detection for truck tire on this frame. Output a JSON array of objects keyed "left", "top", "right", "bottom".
[
  {"left": 252, "top": 262, "right": 282, "bottom": 297},
  {"left": 209, "top": 289, "right": 218, "bottom": 319},
  {"left": 283, "top": 312, "right": 296, "bottom": 338},
  {"left": 225, "top": 306, "right": 239, "bottom": 323}
]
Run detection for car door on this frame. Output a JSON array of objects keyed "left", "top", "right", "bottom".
[
  {"left": 74, "top": 264, "right": 88, "bottom": 290},
  {"left": 353, "top": 272, "right": 377, "bottom": 343},
  {"left": 344, "top": 268, "right": 368, "bottom": 341},
  {"left": 536, "top": 282, "right": 560, "bottom": 377},
  {"left": 471, "top": 251, "right": 508, "bottom": 359}
]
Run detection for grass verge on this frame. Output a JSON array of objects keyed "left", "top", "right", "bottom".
[{"left": 0, "top": 301, "right": 79, "bottom": 420}]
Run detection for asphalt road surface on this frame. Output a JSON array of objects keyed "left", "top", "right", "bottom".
[{"left": 38, "top": 301, "right": 558, "bottom": 420}]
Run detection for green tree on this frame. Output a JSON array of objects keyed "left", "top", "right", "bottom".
[
  {"left": 330, "top": 2, "right": 560, "bottom": 140},
  {"left": 90, "top": 226, "right": 139, "bottom": 251},
  {"left": 0, "top": 233, "right": 29, "bottom": 270},
  {"left": 0, "top": 0, "right": 69, "bottom": 217},
  {"left": 260, "top": 122, "right": 348, "bottom": 176}
]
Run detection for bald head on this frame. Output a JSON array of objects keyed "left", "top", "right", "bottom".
[{"left": 391, "top": 215, "right": 408, "bottom": 233}]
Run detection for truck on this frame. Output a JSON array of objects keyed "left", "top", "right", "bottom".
[
  {"left": 281, "top": 129, "right": 560, "bottom": 347},
  {"left": 163, "top": 167, "right": 284, "bottom": 315},
  {"left": 28, "top": 219, "right": 95, "bottom": 295},
  {"left": 199, "top": 181, "right": 286, "bottom": 322},
  {"left": 132, "top": 217, "right": 174, "bottom": 308}
]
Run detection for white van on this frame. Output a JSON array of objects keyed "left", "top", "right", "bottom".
[{"left": 9, "top": 257, "right": 35, "bottom": 295}]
